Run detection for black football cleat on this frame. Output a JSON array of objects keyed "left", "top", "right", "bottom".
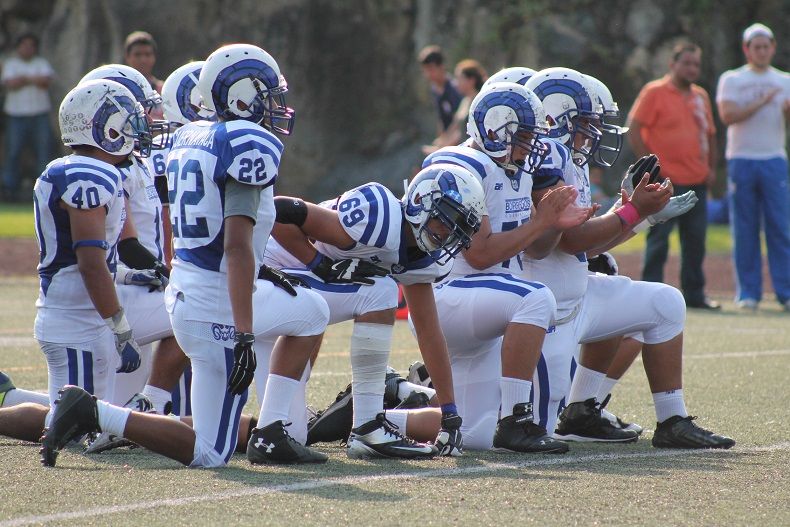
[
  {"left": 493, "top": 403, "right": 569, "bottom": 454},
  {"left": 346, "top": 413, "right": 436, "bottom": 459},
  {"left": 40, "top": 386, "right": 100, "bottom": 467},
  {"left": 383, "top": 367, "right": 407, "bottom": 409},
  {"left": 554, "top": 398, "right": 639, "bottom": 443},
  {"left": 248, "top": 421, "right": 328, "bottom": 464},
  {"left": 0, "top": 371, "right": 15, "bottom": 407},
  {"left": 393, "top": 391, "right": 430, "bottom": 410},
  {"left": 652, "top": 415, "right": 735, "bottom": 449},
  {"left": 305, "top": 383, "right": 353, "bottom": 446}
]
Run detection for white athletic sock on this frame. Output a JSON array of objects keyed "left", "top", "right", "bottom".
[
  {"left": 2, "top": 388, "right": 49, "bottom": 407},
  {"left": 397, "top": 380, "right": 437, "bottom": 402},
  {"left": 287, "top": 362, "right": 311, "bottom": 445},
  {"left": 652, "top": 389, "right": 688, "bottom": 423},
  {"left": 141, "top": 385, "right": 172, "bottom": 415},
  {"left": 258, "top": 374, "right": 299, "bottom": 428},
  {"left": 350, "top": 322, "right": 393, "bottom": 428},
  {"left": 545, "top": 399, "right": 562, "bottom": 433},
  {"left": 500, "top": 377, "right": 532, "bottom": 418},
  {"left": 596, "top": 376, "right": 619, "bottom": 403},
  {"left": 567, "top": 365, "right": 606, "bottom": 404},
  {"left": 383, "top": 409, "right": 409, "bottom": 434},
  {"left": 96, "top": 400, "right": 132, "bottom": 436}
]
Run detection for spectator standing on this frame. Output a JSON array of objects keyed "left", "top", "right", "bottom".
[
  {"left": 124, "top": 31, "right": 164, "bottom": 93},
  {"left": 627, "top": 43, "right": 720, "bottom": 310},
  {"left": 423, "top": 58, "right": 487, "bottom": 154},
  {"left": 418, "top": 46, "right": 462, "bottom": 149},
  {"left": 717, "top": 23, "right": 790, "bottom": 312},
  {"left": 1, "top": 33, "right": 53, "bottom": 201}
]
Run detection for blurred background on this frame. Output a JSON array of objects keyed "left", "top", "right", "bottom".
[{"left": 0, "top": 0, "right": 788, "bottom": 200}]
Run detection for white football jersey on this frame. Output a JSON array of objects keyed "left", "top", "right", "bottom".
[
  {"left": 166, "top": 119, "right": 280, "bottom": 324},
  {"left": 120, "top": 155, "right": 164, "bottom": 260},
  {"left": 423, "top": 141, "right": 532, "bottom": 277},
  {"left": 521, "top": 141, "right": 592, "bottom": 316},
  {"left": 145, "top": 139, "right": 171, "bottom": 179},
  {"left": 33, "top": 155, "right": 125, "bottom": 341},
  {"left": 266, "top": 182, "right": 452, "bottom": 285}
]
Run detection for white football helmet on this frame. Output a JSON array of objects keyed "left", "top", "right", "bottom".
[
  {"left": 584, "top": 75, "right": 627, "bottom": 167},
  {"left": 59, "top": 79, "right": 148, "bottom": 157},
  {"left": 403, "top": 163, "right": 485, "bottom": 263},
  {"left": 524, "top": 67, "right": 603, "bottom": 166},
  {"left": 80, "top": 64, "right": 165, "bottom": 155},
  {"left": 482, "top": 67, "right": 537, "bottom": 90},
  {"left": 80, "top": 64, "right": 162, "bottom": 113},
  {"left": 198, "top": 43, "right": 294, "bottom": 134},
  {"left": 161, "top": 61, "right": 217, "bottom": 126},
  {"left": 467, "top": 81, "right": 550, "bottom": 174}
]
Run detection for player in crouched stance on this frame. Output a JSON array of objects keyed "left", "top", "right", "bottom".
[
  {"left": 266, "top": 164, "right": 485, "bottom": 458},
  {"left": 41, "top": 44, "right": 330, "bottom": 467},
  {"left": 421, "top": 82, "right": 593, "bottom": 453}
]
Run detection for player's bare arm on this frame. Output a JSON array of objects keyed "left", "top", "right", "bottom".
[
  {"left": 464, "top": 185, "right": 587, "bottom": 269},
  {"left": 553, "top": 174, "right": 670, "bottom": 256},
  {"left": 402, "top": 283, "right": 454, "bottom": 407},
  {"left": 224, "top": 214, "right": 255, "bottom": 334},
  {"left": 67, "top": 205, "right": 122, "bottom": 318},
  {"left": 525, "top": 184, "right": 596, "bottom": 258}
]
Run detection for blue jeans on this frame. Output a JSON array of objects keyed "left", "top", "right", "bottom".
[
  {"left": 642, "top": 183, "right": 709, "bottom": 305},
  {"left": 727, "top": 157, "right": 790, "bottom": 304},
  {"left": 2, "top": 113, "right": 52, "bottom": 194}
]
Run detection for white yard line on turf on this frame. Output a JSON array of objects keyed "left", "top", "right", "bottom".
[{"left": 2, "top": 442, "right": 788, "bottom": 527}]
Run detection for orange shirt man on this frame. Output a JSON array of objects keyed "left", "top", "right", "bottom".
[
  {"left": 630, "top": 76, "right": 716, "bottom": 186},
  {"left": 627, "top": 43, "right": 720, "bottom": 310}
]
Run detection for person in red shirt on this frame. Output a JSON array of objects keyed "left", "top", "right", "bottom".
[{"left": 627, "top": 42, "right": 720, "bottom": 310}]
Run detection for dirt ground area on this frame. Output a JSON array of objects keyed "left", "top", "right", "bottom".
[{"left": 0, "top": 238, "right": 777, "bottom": 298}]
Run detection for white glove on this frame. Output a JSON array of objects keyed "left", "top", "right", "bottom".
[
  {"left": 115, "top": 265, "right": 167, "bottom": 292},
  {"left": 631, "top": 191, "right": 698, "bottom": 233},
  {"left": 647, "top": 190, "right": 698, "bottom": 225}
]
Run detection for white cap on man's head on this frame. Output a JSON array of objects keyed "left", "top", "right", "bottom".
[{"left": 743, "top": 23, "right": 774, "bottom": 44}]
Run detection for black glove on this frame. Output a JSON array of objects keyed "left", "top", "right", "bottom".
[
  {"left": 310, "top": 254, "right": 390, "bottom": 285},
  {"left": 228, "top": 332, "right": 256, "bottom": 395},
  {"left": 434, "top": 413, "right": 463, "bottom": 457},
  {"left": 258, "top": 265, "right": 311, "bottom": 296},
  {"left": 623, "top": 154, "right": 662, "bottom": 192},
  {"left": 587, "top": 252, "right": 619, "bottom": 276}
]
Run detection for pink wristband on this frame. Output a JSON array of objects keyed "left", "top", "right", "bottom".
[{"left": 614, "top": 202, "right": 641, "bottom": 227}]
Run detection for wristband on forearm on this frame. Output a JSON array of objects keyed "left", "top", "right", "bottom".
[
  {"left": 614, "top": 202, "right": 640, "bottom": 229},
  {"left": 307, "top": 252, "right": 324, "bottom": 270},
  {"left": 103, "top": 308, "right": 131, "bottom": 339}
]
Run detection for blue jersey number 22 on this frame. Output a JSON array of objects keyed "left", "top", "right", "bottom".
[{"left": 167, "top": 158, "right": 209, "bottom": 239}]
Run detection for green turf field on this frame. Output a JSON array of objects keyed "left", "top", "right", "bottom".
[
  {"left": 0, "top": 204, "right": 35, "bottom": 239},
  {"left": 0, "top": 277, "right": 788, "bottom": 526}
]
